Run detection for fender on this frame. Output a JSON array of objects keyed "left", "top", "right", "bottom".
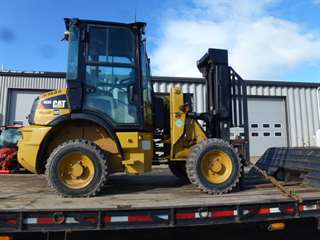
[
  {"left": 70, "top": 113, "right": 124, "bottom": 158},
  {"left": 46, "top": 113, "right": 124, "bottom": 159}
]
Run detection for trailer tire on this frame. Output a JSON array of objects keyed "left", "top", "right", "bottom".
[
  {"left": 169, "top": 162, "right": 189, "bottom": 182},
  {"left": 186, "top": 138, "right": 242, "bottom": 194},
  {"left": 45, "top": 139, "right": 109, "bottom": 197}
]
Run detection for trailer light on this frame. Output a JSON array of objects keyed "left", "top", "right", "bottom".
[
  {"left": 267, "top": 222, "right": 285, "bottom": 231},
  {"left": 0, "top": 236, "right": 11, "bottom": 240}
]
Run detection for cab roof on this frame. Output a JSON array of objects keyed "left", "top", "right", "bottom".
[{"left": 64, "top": 18, "right": 146, "bottom": 31}]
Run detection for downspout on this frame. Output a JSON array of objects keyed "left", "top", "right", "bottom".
[
  {"left": 317, "top": 87, "right": 320, "bottom": 122},
  {"left": 316, "top": 87, "right": 320, "bottom": 146}
]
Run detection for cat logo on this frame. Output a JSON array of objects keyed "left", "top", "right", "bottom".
[{"left": 52, "top": 100, "right": 66, "bottom": 109}]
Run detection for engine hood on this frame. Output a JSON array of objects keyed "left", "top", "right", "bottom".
[{"left": 29, "top": 88, "right": 71, "bottom": 126}]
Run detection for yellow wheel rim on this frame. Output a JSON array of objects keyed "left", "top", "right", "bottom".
[
  {"left": 201, "top": 150, "right": 233, "bottom": 184},
  {"left": 58, "top": 152, "right": 95, "bottom": 189}
]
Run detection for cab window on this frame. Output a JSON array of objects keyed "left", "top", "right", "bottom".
[
  {"left": 87, "top": 27, "right": 135, "bottom": 65},
  {"left": 84, "top": 26, "right": 139, "bottom": 125},
  {"left": 66, "top": 24, "right": 80, "bottom": 80},
  {"left": 140, "top": 41, "right": 153, "bottom": 128}
]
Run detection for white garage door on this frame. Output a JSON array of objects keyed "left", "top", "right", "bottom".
[
  {"left": 7, "top": 90, "right": 46, "bottom": 125},
  {"left": 248, "top": 97, "right": 288, "bottom": 160}
]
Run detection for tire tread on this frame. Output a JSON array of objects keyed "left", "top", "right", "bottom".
[
  {"left": 45, "top": 139, "right": 109, "bottom": 198},
  {"left": 186, "top": 138, "right": 242, "bottom": 194}
]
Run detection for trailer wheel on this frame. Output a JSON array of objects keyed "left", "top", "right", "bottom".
[
  {"left": 169, "top": 162, "right": 189, "bottom": 182},
  {"left": 186, "top": 139, "right": 242, "bottom": 194},
  {"left": 45, "top": 139, "right": 109, "bottom": 197}
]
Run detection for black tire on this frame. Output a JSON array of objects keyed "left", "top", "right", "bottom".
[
  {"left": 45, "top": 139, "right": 109, "bottom": 197},
  {"left": 186, "top": 138, "right": 242, "bottom": 194},
  {"left": 169, "top": 162, "right": 189, "bottom": 182}
]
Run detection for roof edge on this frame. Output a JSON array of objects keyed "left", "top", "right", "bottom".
[
  {"left": 0, "top": 71, "right": 319, "bottom": 88},
  {"left": 246, "top": 80, "right": 320, "bottom": 88},
  {"left": 153, "top": 76, "right": 320, "bottom": 88},
  {"left": 0, "top": 71, "right": 66, "bottom": 78}
]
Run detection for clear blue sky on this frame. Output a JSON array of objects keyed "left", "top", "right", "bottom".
[
  {"left": 0, "top": 0, "right": 171, "bottom": 71},
  {"left": 0, "top": 0, "right": 320, "bottom": 82}
]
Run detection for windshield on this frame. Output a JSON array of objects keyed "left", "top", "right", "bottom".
[
  {"left": 0, "top": 128, "right": 20, "bottom": 148},
  {"left": 66, "top": 24, "right": 80, "bottom": 80}
]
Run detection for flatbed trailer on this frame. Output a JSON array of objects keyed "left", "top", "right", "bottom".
[{"left": 1, "top": 168, "right": 320, "bottom": 239}]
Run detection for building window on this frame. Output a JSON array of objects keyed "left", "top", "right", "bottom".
[
  {"left": 251, "top": 124, "right": 258, "bottom": 128},
  {"left": 275, "top": 132, "right": 282, "bottom": 137},
  {"left": 263, "top": 124, "right": 270, "bottom": 128},
  {"left": 252, "top": 132, "right": 259, "bottom": 137},
  {"left": 274, "top": 123, "right": 282, "bottom": 128},
  {"left": 263, "top": 132, "right": 271, "bottom": 136}
]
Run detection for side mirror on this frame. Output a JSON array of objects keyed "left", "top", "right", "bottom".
[{"left": 61, "top": 31, "right": 69, "bottom": 41}]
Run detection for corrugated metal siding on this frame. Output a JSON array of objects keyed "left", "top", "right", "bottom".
[
  {"left": 153, "top": 81, "right": 207, "bottom": 113},
  {"left": 247, "top": 85, "right": 320, "bottom": 147},
  {"left": 0, "top": 72, "right": 319, "bottom": 147},
  {"left": 154, "top": 78, "right": 320, "bottom": 147},
  {"left": 0, "top": 73, "right": 66, "bottom": 125}
]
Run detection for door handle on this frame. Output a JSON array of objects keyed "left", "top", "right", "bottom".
[{"left": 128, "top": 85, "right": 135, "bottom": 103}]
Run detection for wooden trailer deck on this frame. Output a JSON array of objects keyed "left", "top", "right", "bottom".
[{"left": 1, "top": 167, "right": 320, "bottom": 211}]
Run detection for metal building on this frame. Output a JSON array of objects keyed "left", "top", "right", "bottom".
[
  {"left": 154, "top": 76, "right": 320, "bottom": 159},
  {"left": 0, "top": 71, "right": 319, "bottom": 159},
  {"left": 0, "top": 72, "right": 66, "bottom": 127}
]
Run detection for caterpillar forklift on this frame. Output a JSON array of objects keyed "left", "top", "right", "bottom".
[{"left": 17, "top": 18, "right": 249, "bottom": 197}]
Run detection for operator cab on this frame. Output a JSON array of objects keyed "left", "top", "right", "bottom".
[{"left": 65, "top": 18, "right": 153, "bottom": 131}]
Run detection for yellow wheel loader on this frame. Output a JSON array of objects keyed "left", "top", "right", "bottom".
[{"left": 17, "top": 18, "right": 249, "bottom": 197}]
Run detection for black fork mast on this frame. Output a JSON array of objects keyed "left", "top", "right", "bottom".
[
  {"left": 196, "top": 48, "right": 250, "bottom": 162},
  {"left": 197, "top": 48, "right": 231, "bottom": 141}
]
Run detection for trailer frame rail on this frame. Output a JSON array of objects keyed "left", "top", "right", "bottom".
[{"left": 1, "top": 200, "right": 320, "bottom": 233}]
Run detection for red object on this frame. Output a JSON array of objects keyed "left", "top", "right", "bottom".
[
  {"left": 0, "top": 125, "right": 22, "bottom": 172},
  {"left": 212, "top": 210, "right": 235, "bottom": 217},
  {"left": 37, "top": 217, "right": 56, "bottom": 225},
  {"left": 0, "top": 170, "right": 10, "bottom": 174},
  {"left": 175, "top": 212, "right": 196, "bottom": 220},
  {"left": 258, "top": 208, "right": 270, "bottom": 215},
  {"left": 128, "top": 215, "right": 153, "bottom": 222},
  {"left": 0, "top": 147, "right": 18, "bottom": 171}
]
